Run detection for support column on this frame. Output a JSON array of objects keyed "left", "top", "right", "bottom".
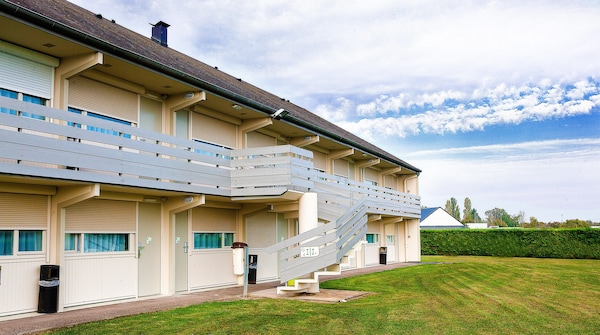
[{"left": 298, "top": 192, "right": 318, "bottom": 234}]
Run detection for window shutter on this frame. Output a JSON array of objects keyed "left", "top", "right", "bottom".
[
  {"left": 66, "top": 199, "right": 136, "bottom": 232},
  {"left": 69, "top": 76, "right": 138, "bottom": 123},
  {"left": 0, "top": 51, "right": 53, "bottom": 99},
  {"left": 0, "top": 193, "right": 48, "bottom": 228}
]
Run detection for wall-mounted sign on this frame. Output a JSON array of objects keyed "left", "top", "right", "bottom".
[{"left": 300, "top": 246, "right": 319, "bottom": 258}]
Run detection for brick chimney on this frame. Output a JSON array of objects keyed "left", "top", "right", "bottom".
[{"left": 151, "top": 21, "right": 170, "bottom": 47}]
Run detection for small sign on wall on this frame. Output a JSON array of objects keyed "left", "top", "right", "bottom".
[{"left": 300, "top": 246, "right": 319, "bottom": 258}]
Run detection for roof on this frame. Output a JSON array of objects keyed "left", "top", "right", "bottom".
[
  {"left": 420, "top": 207, "right": 439, "bottom": 221},
  {"left": 420, "top": 207, "right": 464, "bottom": 229},
  {"left": 2, "top": 0, "right": 421, "bottom": 173}
]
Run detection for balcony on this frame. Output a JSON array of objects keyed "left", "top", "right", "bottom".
[{"left": 0, "top": 96, "right": 420, "bottom": 213}]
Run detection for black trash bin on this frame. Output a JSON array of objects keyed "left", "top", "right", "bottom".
[
  {"left": 38, "top": 265, "right": 59, "bottom": 313},
  {"left": 248, "top": 254, "right": 258, "bottom": 284},
  {"left": 379, "top": 247, "right": 387, "bottom": 265}
]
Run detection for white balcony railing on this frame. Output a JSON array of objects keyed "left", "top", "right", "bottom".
[{"left": 0, "top": 97, "right": 420, "bottom": 210}]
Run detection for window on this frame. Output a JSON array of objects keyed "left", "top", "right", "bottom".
[
  {"left": 193, "top": 232, "right": 234, "bottom": 249},
  {"left": 1, "top": 88, "right": 17, "bottom": 114},
  {"left": 1, "top": 88, "right": 46, "bottom": 119},
  {"left": 193, "top": 140, "right": 232, "bottom": 160},
  {"left": 65, "top": 233, "right": 81, "bottom": 252},
  {"left": 21, "top": 94, "right": 46, "bottom": 120},
  {"left": 18, "top": 230, "right": 43, "bottom": 251},
  {"left": 64, "top": 233, "right": 130, "bottom": 253},
  {"left": 364, "top": 179, "right": 378, "bottom": 186},
  {"left": 0, "top": 230, "right": 44, "bottom": 255},
  {"left": 366, "top": 233, "right": 379, "bottom": 244},
  {"left": 386, "top": 235, "right": 395, "bottom": 244},
  {"left": 0, "top": 230, "right": 13, "bottom": 256},
  {"left": 68, "top": 107, "right": 132, "bottom": 138}
]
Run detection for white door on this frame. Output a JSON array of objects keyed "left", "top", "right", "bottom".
[{"left": 175, "top": 211, "right": 189, "bottom": 292}]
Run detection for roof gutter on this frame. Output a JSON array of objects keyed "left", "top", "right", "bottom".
[{"left": 1, "top": 1, "right": 420, "bottom": 174}]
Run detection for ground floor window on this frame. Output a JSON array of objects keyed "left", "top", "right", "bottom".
[
  {"left": 18, "top": 230, "right": 43, "bottom": 251},
  {"left": 65, "top": 233, "right": 130, "bottom": 253},
  {"left": 0, "top": 229, "right": 44, "bottom": 256},
  {"left": 0, "top": 230, "right": 13, "bottom": 255},
  {"left": 193, "top": 232, "right": 234, "bottom": 249},
  {"left": 366, "top": 233, "right": 379, "bottom": 244}
]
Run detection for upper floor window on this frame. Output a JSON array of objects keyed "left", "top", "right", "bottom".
[
  {"left": 364, "top": 179, "right": 378, "bottom": 186},
  {"left": 68, "top": 107, "right": 132, "bottom": 138},
  {"left": 1, "top": 88, "right": 47, "bottom": 119},
  {"left": 194, "top": 140, "right": 232, "bottom": 160}
]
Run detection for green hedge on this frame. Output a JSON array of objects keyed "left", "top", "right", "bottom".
[{"left": 421, "top": 228, "right": 600, "bottom": 259}]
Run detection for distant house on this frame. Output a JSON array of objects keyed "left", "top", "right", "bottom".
[{"left": 420, "top": 208, "right": 465, "bottom": 229}]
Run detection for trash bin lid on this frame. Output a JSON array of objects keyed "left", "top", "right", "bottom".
[
  {"left": 231, "top": 242, "right": 248, "bottom": 248},
  {"left": 39, "top": 280, "right": 60, "bottom": 287}
]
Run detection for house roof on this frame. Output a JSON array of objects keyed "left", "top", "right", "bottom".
[
  {"left": 420, "top": 207, "right": 439, "bottom": 221},
  {"left": 420, "top": 207, "right": 464, "bottom": 228},
  {"left": 2, "top": 0, "right": 421, "bottom": 174}
]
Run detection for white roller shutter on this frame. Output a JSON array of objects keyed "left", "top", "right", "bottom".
[
  {"left": 0, "top": 51, "right": 54, "bottom": 99},
  {"left": 192, "top": 207, "right": 236, "bottom": 231},
  {"left": 66, "top": 199, "right": 136, "bottom": 232},
  {"left": 0, "top": 193, "right": 48, "bottom": 228},
  {"left": 69, "top": 76, "right": 138, "bottom": 123},
  {"left": 192, "top": 112, "right": 236, "bottom": 148}
]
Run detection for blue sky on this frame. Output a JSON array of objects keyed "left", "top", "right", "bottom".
[{"left": 69, "top": 0, "right": 600, "bottom": 222}]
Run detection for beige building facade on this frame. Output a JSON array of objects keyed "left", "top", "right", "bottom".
[{"left": 0, "top": 0, "right": 421, "bottom": 317}]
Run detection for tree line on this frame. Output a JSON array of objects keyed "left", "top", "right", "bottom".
[{"left": 440, "top": 197, "right": 598, "bottom": 228}]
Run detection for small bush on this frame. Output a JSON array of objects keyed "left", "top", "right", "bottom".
[{"left": 421, "top": 228, "right": 600, "bottom": 259}]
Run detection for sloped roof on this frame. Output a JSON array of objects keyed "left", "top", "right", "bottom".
[
  {"left": 420, "top": 207, "right": 464, "bottom": 228},
  {"left": 420, "top": 207, "right": 439, "bottom": 221},
  {"left": 2, "top": 0, "right": 420, "bottom": 173}
]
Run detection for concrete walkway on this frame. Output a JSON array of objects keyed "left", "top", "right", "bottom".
[{"left": 0, "top": 262, "right": 418, "bottom": 335}]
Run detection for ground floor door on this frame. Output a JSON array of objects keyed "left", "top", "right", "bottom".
[
  {"left": 138, "top": 203, "right": 161, "bottom": 297},
  {"left": 174, "top": 211, "right": 189, "bottom": 292}
]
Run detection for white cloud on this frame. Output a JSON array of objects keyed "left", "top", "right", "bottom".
[
  {"left": 334, "top": 80, "right": 599, "bottom": 138},
  {"left": 70, "top": 0, "right": 600, "bottom": 103}
]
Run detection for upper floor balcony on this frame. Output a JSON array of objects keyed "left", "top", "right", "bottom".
[{"left": 0, "top": 96, "right": 420, "bottom": 216}]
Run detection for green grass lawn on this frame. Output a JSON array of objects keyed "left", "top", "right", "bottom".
[{"left": 44, "top": 256, "right": 600, "bottom": 335}]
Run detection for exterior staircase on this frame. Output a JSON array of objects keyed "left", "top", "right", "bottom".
[
  {"left": 265, "top": 198, "right": 370, "bottom": 294},
  {"left": 276, "top": 264, "right": 341, "bottom": 294}
]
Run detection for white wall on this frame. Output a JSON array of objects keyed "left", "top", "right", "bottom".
[
  {"left": 64, "top": 254, "right": 136, "bottom": 307},
  {"left": 0, "top": 257, "right": 45, "bottom": 316},
  {"left": 189, "top": 250, "right": 237, "bottom": 289}
]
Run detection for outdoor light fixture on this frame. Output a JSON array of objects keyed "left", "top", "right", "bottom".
[
  {"left": 271, "top": 108, "right": 289, "bottom": 120},
  {"left": 183, "top": 196, "right": 194, "bottom": 203},
  {"left": 183, "top": 92, "right": 195, "bottom": 99},
  {"left": 231, "top": 104, "right": 242, "bottom": 110}
]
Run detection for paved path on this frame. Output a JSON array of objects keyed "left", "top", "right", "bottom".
[{"left": 0, "top": 262, "right": 418, "bottom": 335}]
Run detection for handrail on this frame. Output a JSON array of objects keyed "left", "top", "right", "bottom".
[{"left": 0, "top": 96, "right": 420, "bottom": 207}]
